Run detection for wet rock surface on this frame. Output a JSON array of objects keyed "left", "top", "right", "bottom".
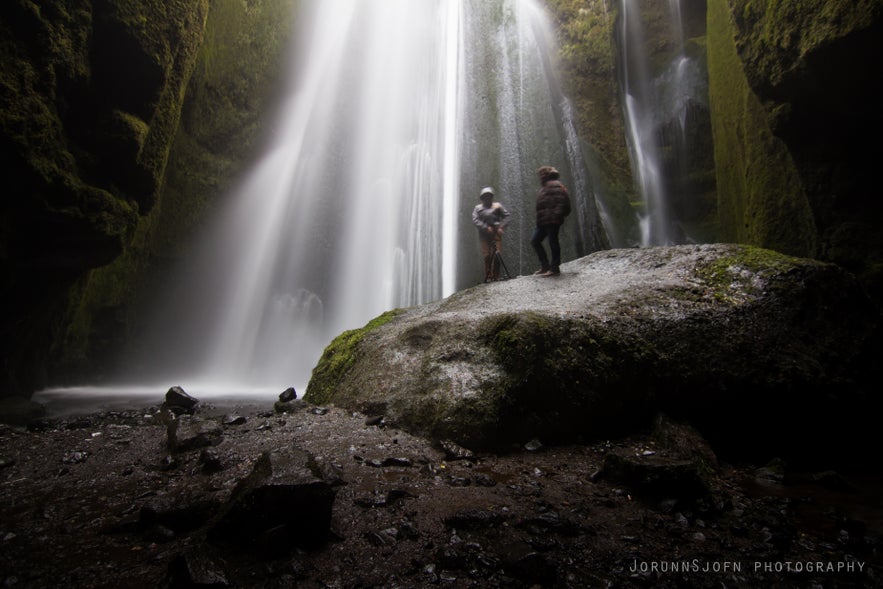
[
  {"left": 305, "top": 245, "right": 881, "bottom": 458},
  {"left": 0, "top": 402, "right": 880, "bottom": 588}
]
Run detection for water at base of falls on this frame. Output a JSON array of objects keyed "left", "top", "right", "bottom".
[{"left": 40, "top": 0, "right": 612, "bottom": 406}]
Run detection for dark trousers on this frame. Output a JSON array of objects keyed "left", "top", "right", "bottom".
[{"left": 531, "top": 224, "right": 561, "bottom": 271}]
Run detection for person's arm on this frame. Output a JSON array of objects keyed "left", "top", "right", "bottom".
[
  {"left": 495, "top": 203, "right": 512, "bottom": 228},
  {"left": 561, "top": 186, "right": 571, "bottom": 218},
  {"left": 472, "top": 205, "right": 488, "bottom": 230}
]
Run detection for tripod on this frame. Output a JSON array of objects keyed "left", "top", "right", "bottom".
[{"left": 491, "top": 239, "right": 511, "bottom": 281}]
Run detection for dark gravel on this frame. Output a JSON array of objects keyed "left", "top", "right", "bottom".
[{"left": 0, "top": 401, "right": 880, "bottom": 588}]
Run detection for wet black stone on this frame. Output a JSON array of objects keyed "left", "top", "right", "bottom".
[
  {"left": 164, "top": 386, "right": 200, "bottom": 415},
  {"left": 199, "top": 448, "right": 224, "bottom": 473},
  {"left": 279, "top": 387, "right": 297, "bottom": 402},
  {"left": 443, "top": 508, "right": 510, "bottom": 531},
  {"left": 221, "top": 414, "right": 246, "bottom": 426},
  {"left": 167, "top": 417, "right": 223, "bottom": 453},
  {"left": 166, "top": 550, "right": 228, "bottom": 588},
  {"left": 596, "top": 450, "right": 710, "bottom": 503},
  {"left": 208, "top": 448, "right": 335, "bottom": 552}
]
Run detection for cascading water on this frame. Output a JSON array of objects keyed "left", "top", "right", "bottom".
[
  {"left": 153, "top": 0, "right": 467, "bottom": 394},
  {"left": 41, "top": 0, "right": 612, "bottom": 408},
  {"left": 618, "top": 0, "right": 707, "bottom": 246}
]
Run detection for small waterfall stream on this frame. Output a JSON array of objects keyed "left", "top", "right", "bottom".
[{"left": 619, "top": 0, "right": 706, "bottom": 246}]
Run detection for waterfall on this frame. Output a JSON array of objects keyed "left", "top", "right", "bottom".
[
  {"left": 179, "top": 0, "right": 465, "bottom": 392},
  {"left": 619, "top": 0, "right": 706, "bottom": 246},
  {"left": 79, "top": 0, "right": 610, "bottom": 399}
]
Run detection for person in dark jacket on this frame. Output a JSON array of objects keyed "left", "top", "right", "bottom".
[
  {"left": 472, "top": 186, "right": 511, "bottom": 282},
  {"left": 531, "top": 166, "right": 571, "bottom": 277}
]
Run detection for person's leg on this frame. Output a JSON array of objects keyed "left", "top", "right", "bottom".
[
  {"left": 530, "top": 225, "right": 549, "bottom": 273},
  {"left": 491, "top": 234, "right": 503, "bottom": 280},
  {"left": 480, "top": 237, "right": 494, "bottom": 281},
  {"left": 548, "top": 224, "right": 561, "bottom": 274}
]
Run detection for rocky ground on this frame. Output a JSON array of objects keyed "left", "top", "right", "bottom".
[{"left": 0, "top": 393, "right": 880, "bottom": 589}]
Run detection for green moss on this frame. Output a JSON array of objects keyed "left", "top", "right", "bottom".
[
  {"left": 706, "top": 1, "right": 817, "bottom": 258},
  {"left": 304, "top": 310, "right": 404, "bottom": 406},
  {"left": 479, "top": 312, "right": 557, "bottom": 372},
  {"left": 542, "top": 0, "right": 632, "bottom": 204},
  {"left": 60, "top": 0, "right": 297, "bottom": 375},
  {"left": 694, "top": 245, "right": 814, "bottom": 303}
]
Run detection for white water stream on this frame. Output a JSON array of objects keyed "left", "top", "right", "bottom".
[{"left": 620, "top": 0, "right": 703, "bottom": 246}]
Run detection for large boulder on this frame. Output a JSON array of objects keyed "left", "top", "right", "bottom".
[{"left": 305, "top": 245, "right": 880, "bottom": 458}]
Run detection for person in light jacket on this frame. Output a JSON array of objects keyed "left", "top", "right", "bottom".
[
  {"left": 472, "top": 186, "right": 511, "bottom": 282},
  {"left": 531, "top": 166, "right": 571, "bottom": 277}
]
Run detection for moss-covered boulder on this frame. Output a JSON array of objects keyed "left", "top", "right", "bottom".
[{"left": 306, "top": 244, "right": 879, "bottom": 458}]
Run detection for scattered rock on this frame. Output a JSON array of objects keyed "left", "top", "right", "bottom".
[
  {"left": 811, "top": 470, "right": 856, "bottom": 492},
  {"left": 163, "top": 386, "right": 200, "bottom": 415},
  {"left": 208, "top": 448, "right": 335, "bottom": 552},
  {"left": 143, "top": 497, "right": 220, "bottom": 531},
  {"left": 524, "top": 439, "right": 543, "bottom": 452},
  {"left": 167, "top": 416, "right": 224, "bottom": 453},
  {"left": 439, "top": 439, "right": 474, "bottom": 461},
  {"left": 595, "top": 450, "right": 710, "bottom": 503},
  {"left": 2, "top": 404, "right": 878, "bottom": 588},
  {"left": 501, "top": 541, "right": 557, "bottom": 585},
  {"left": 279, "top": 387, "right": 297, "bottom": 403},
  {"left": 166, "top": 550, "right": 228, "bottom": 588},
  {"left": 755, "top": 458, "right": 787, "bottom": 483},
  {"left": 516, "top": 511, "right": 583, "bottom": 537},
  {"left": 62, "top": 451, "right": 88, "bottom": 464},
  {"left": 443, "top": 508, "right": 510, "bottom": 531},
  {"left": 221, "top": 414, "right": 246, "bottom": 426},
  {"left": 274, "top": 399, "right": 306, "bottom": 414},
  {"left": 199, "top": 448, "right": 224, "bottom": 473},
  {"left": 652, "top": 413, "right": 718, "bottom": 469},
  {"left": 381, "top": 457, "right": 413, "bottom": 468}
]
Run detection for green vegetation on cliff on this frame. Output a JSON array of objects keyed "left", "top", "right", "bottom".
[
  {"left": 542, "top": 0, "right": 628, "bottom": 180},
  {"left": 705, "top": 0, "right": 817, "bottom": 258},
  {"left": 56, "top": 0, "right": 297, "bottom": 379},
  {"left": 541, "top": 0, "right": 637, "bottom": 245}
]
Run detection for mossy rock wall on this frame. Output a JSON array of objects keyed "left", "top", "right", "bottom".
[
  {"left": 0, "top": 0, "right": 211, "bottom": 396},
  {"left": 541, "top": 0, "right": 638, "bottom": 246},
  {"left": 0, "top": 0, "right": 296, "bottom": 394},
  {"left": 55, "top": 0, "right": 298, "bottom": 381},
  {"left": 707, "top": 0, "right": 883, "bottom": 302},
  {"left": 706, "top": 1, "right": 817, "bottom": 258}
]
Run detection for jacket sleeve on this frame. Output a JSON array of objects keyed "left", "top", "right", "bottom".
[
  {"left": 559, "top": 185, "right": 572, "bottom": 218},
  {"left": 496, "top": 203, "right": 512, "bottom": 227},
  {"left": 472, "top": 205, "right": 488, "bottom": 230}
]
